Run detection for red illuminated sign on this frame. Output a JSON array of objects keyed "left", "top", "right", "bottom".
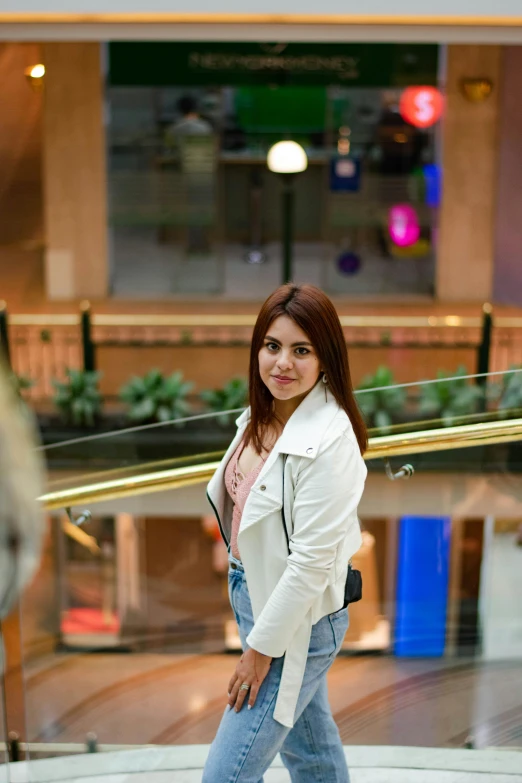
[{"left": 399, "top": 87, "right": 444, "bottom": 129}]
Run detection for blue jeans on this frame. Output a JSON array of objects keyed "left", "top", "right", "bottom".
[{"left": 202, "top": 554, "right": 350, "bottom": 782}]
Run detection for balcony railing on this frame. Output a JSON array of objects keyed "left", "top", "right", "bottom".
[{"left": 3, "top": 301, "right": 521, "bottom": 400}]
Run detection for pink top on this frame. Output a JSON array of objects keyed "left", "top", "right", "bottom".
[{"left": 225, "top": 441, "right": 266, "bottom": 560}]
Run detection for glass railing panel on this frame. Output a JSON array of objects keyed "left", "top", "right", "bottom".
[
  {"left": 40, "top": 368, "right": 522, "bottom": 495},
  {"left": 41, "top": 411, "right": 242, "bottom": 495},
  {"left": 10, "top": 429, "right": 520, "bottom": 782},
  {"left": 354, "top": 366, "right": 522, "bottom": 435}
]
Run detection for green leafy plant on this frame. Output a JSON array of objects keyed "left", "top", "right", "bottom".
[
  {"left": 418, "top": 365, "right": 484, "bottom": 426},
  {"left": 356, "top": 366, "right": 406, "bottom": 432},
  {"left": 5, "top": 372, "right": 35, "bottom": 422},
  {"left": 200, "top": 377, "right": 248, "bottom": 426},
  {"left": 489, "top": 366, "right": 522, "bottom": 417},
  {"left": 9, "top": 372, "right": 34, "bottom": 397},
  {"left": 52, "top": 368, "right": 103, "bottom": 427},
  {"left": 119, "top": 369, "right": 194, "bottom": 424}
]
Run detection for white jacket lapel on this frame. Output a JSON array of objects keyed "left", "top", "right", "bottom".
[
  {"left": 239, "top": 383, "right": 341, "bottom": 538},
  {"left": 208, "top": 382, "right": 344, "bottom": 542}
]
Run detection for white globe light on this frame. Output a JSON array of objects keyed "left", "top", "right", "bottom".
[{"left": 267, "top": 141, "right": 308, "bottom": 174}]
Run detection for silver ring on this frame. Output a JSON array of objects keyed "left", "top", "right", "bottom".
[{"left": 239, "top": 683, "right": 250, "bottom": 691}]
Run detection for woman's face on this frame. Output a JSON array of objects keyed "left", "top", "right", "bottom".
[{"left": 258, "top": 315, "right": 322, "bottom": 404}]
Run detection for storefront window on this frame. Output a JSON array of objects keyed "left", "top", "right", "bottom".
[{"left": 106, "top": 43, "right": 440, "bottom": 299}]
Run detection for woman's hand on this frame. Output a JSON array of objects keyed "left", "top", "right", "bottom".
[{"left": 228, "top": 647, "right": 272, "bottom": 713}]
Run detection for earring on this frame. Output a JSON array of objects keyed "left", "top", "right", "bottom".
[{"left": 322, "top": 373, "right": 328, "bottom": 385}]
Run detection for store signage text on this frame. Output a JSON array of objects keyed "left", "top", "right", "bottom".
[{"left": 188, "top": 52, "right": 360, "bottom": 80}]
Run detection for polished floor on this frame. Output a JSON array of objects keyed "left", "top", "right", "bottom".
[
  {"left": 23, "top": 651, "right": 522, "bottom": 751},
  {"left": 5, "top": 746, "right": 522, "bottom": 783},
  {"left": 111, "top": 231, "right": 435, "bottom": 299}
]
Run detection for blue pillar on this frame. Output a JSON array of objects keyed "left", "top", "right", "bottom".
[{"left": 394, "top": 516, "right": 451, "bottom": 657}]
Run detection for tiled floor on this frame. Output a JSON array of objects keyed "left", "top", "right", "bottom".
[
  {"left": 111, "top": 229, "right": 435, "bottom": 300},
  {"left": 21, "top": 652, "right": 522, "bottom": 750}
]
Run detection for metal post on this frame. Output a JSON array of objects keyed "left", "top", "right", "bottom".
[
  {"left": 281, "top": 176, "right": 294, "bottom": 284},
  {"left": 477, "top": 302, "right": 492, "bottom": 382},
  {"left": 8, "top": 731, "right": 20, "bottom": 762},
  {"left": 80, "top": 300, "right": 95, "bottom": 372},
  {"left": 0, "top": 300, "right": 11, "bottom": 368},
  {"left": 476, "top": 303, "right": 492, "bottom": 412}
]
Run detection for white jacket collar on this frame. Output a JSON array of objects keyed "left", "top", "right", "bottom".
[
  {"left": 235, "top": 407, "right": 250, "bottom": 429},
  {"left": 235, "top": 381, "right": 342, "bottom": 459}
]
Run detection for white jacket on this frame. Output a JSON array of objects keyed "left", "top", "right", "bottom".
[{"left": 206, "top": 381, "right": 367, "bottom": 727}]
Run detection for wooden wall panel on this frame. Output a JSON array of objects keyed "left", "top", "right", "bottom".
[
  {"left": 96, "top": 342, "right": 476, "bottom": 397},
  {"left": 42, "top": 42, "right": 108, "bottom": 299},
  {"left": 0, "top": 43, "right": 43, "bottom": 248},
  {"left": 437, "top": 45, "right": 502, "bottom": 302},
  {"left": 493, "top": 46, "right": 522, "bottom": 306}
]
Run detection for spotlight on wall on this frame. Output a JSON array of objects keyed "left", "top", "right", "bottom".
[
  {"left": 25, "top": 64, "right": 45, "bottom": 92},
  {"left": 460, "top": 78, "right": 493, "bottom": 103}
]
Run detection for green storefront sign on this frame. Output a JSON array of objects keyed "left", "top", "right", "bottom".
[{"left": 109, "top": 42, "right": 438, "bottom": 88}]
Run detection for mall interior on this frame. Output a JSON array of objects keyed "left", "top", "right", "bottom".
[{"left": 1, "top": 7, "right": 522, "bottom": 782}]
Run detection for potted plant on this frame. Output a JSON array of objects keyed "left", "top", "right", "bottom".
[
  {"left": 3, "top": 372, "right": 40, "bottom": 435},
  {"left": 355, "top": 366, "right": 407, "bottom": 433},
  {"left": 37, "top": 369, "right": 106, "bottom": 463},
  {"left": 409, "top": 365, "right": 489, "bottom": 472},
  {"left": 119, "top": 369, "right": 231, "bottom": 460},
  {"left": 119, "top": 369, "right": 194, "bottom": 424},
  {"left": 418, "top": 365, "right": 484, "bottom": 426},
  {"left": 494, "top": 366, "right": 522, "bottom": 418},
  {"left": 489, "top": 366, "right": 522, "bottom": 470},
  {"left": 200, "top": 377, "right": 248, "bottom": 427},
  {"left": 10, "top": 372, "right": 34, "bottom": 398},
  {"left": 52, "top": 369, "right": 103, "bottom": 427}
]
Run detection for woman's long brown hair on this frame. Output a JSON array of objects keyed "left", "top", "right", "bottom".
[{"left": 244, "top": 284, "right": 368, "bottom": 456}]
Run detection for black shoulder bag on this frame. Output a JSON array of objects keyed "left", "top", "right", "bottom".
[{"left": 282, "top": 455, "right": 363, "bottom": 608}]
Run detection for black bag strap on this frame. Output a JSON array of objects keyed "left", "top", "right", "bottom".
[{"left": 281, "top": 454, "right": 291, "bottom": 555}]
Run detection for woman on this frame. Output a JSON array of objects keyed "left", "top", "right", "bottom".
[{"left": 204, "top": 284, "right": 368, "bottom": 782}]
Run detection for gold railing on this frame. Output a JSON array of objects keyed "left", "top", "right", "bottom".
[
  {"left": 92, "top": 314, "right": 485, "bottom": 328},
  {"left": 8, "top": 314, "right": 80, "bottom": 326},
  {"left": 6, "top": 313, "right": 492, "bottom": 328},
  {"left": 8, "top": 312, "right": 522, "bottom": 329},
  {"left": 40, "top": 416, "right": 522, "bottom": 511}
]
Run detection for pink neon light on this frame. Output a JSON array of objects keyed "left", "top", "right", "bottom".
[{"left": 388, "top": 204, "right": 421, "bottom": 248}]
